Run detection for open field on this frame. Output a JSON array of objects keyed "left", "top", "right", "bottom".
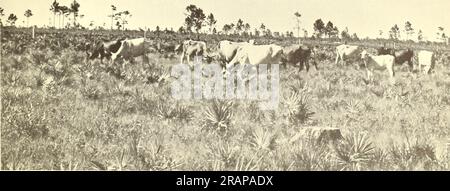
[{"left": 1, "top": 28, "right": 450, "bottom": 171}]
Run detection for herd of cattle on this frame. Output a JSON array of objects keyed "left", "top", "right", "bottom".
[
  {"left": 85, "top": 36, "right": 448, "bottom": 84},
  {"left": 2, "top": 30, "right": 449, "bottom": 84}
]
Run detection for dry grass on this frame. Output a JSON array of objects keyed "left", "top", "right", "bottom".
[{"left": 1, "top": 45, "right": 449, "bottom": 171}]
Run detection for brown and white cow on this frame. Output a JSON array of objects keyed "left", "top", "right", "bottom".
[
  {"left": 177, "top": 40, "right": 207, "bottom": 67},
  {"left": 377, "top": 47, "right": 414, "bottom": 71},
  {"left": 87, "top": 37, "right": 154, "bottom": 64}
]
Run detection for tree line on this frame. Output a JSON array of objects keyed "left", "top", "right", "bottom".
[{"left": 0, "top": 2, "right": 448, "bottom": 44}]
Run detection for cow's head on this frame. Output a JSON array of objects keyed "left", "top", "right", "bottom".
[
  {"left": 86, "top": 41, "right": 104, "bottom": 60},
  {"left": 271, "top": 45, "right": 284, "bottom": 58},
  {"left": 107, "top": 39, "right": 124, "bottom": 54},
  {"left": 360, "top": 50, "right": 370, "bottom": 60},
  {"left": 174, "top": 44, "right": 183, "bottom": 54}
]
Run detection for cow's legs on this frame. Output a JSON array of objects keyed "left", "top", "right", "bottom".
[
  {"left": 407, "top": 60, "right": 414, "bottom": 72},
  {"left": 180, "top": 53, "right": 185, "bottom": 65},
  {"left": 299, "top": 61, "right": 304, "bottom": 72},
  {"left": 305, "top": 61, "right": 310, "bottom": 72},
  {"left": 224, "top": 54, "right": 240, "bottom": 76},
  {"left": 366, "top": 70, "right": 373, "bottom": 84},
  {"left": 389, "top": 69, "right": 395, "bottom": 85},
  {"left": 187, "top": 55, "right": 193, "bottom": 69},
  {"left": 312, "top": 59, "right": 319, "bottom": 71},
  {"left": 335, "top": 54, "right": 340, "bottom": 65},
  {"left": 424, "top": 65, "right": 431, "bottom": 75}
]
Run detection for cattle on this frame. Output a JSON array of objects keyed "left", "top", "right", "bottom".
[
  {"left": 361, "top": 50, "right": 395, "bottom": 84},
  {"left": 159, "top": 42, "right": 176, "bottom": 53},
  {"left": 87, "top": 37, "right": 153, "bottom": 64},
  {"left": 417, "top": 50, "right": 436, "bottom": 74},
  {"left": 225, "top": 43, "right": 284, "bottom": 79},
  {"left": 377, "top": 47, "right": 394, "bottom": 55},
  {"left": 227, "top": 44, "right": 284, "bottom": 67},
  {"left": 217, "top": 40, "right": 255, "bottom": 65},
  {"left": 110, "top": 38, "right": 151, "bottom": 63},
  {"left": 377, "top": 48, "right": 414, "bottom": 71},
  {"left": 177, "top": 40, "right": 207, "bottom": 67},
  {"left": 86, "top": 38, "right": 123, "bottom": 62},
  {"left": 281, "top": 45, "right": 318, "bottom": 72},
  {"left": 335, "top": 44, "right": 361, "bottom": 65}
]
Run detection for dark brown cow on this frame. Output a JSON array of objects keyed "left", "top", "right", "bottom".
[{"left": 282, "top": 45, "right": 318, "bottom": 72}]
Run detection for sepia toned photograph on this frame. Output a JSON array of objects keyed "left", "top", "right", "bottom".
[{"left": 1, "top": 0, "right": 449, "bottom": 172}]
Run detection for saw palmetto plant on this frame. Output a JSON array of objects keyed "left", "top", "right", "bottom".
[{"left": 202, "top": 100, "right": 234, "bottom": 133}]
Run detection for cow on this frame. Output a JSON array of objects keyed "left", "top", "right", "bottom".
[
  {"left": 225, "top": 44, "right": 284, "bottom": 78},
  {"left": 281, "top": 45, "right": 318, "bottom": 72},
  {"left": 216, "top": 40, "right": 255, "bottom": 65},
  {"left": 335, "top": 44, "right": 361, "bottom": 66},
  {"left": 377, "top": 47, "right": 414, "bottom": 71},
  {"left": 156, "top": 41, "right": 178, "bottom": 53},
  {"left": 361, "top": 50, "right": 395, "bottom": 84},
  {"left": 110, "top": 38, "right": 152, "bottom": 63},
  {"left": 377, "top": 47, "right": 394, "bottom": 55},
  {"left": 177, "top": 40, "right": 207, "bottom": 67},
  {"left": 227, "top": 44, "right": 284, "bottom": 67},
  {"left": 417, "top": 50, "right": 436, "bottom": 74},
  {"left": 86, "top": 38, "right": 125, "bottom": 63},
  {"left": 87, "top": 37, "right": 154, "bottom": 64}
]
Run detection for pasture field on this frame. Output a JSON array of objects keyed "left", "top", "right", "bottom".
[{"left": 1, "top": 29, "right": 450, "bottom": 171}]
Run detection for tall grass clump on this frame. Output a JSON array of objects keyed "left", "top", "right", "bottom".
[
  {"left": 202, "top": 100, "right": 234, "bottom": 134},
  {"left": 333, "top": 133, "right": 375, "bottom": 171},
  {"left": 283, "top": 88, "right": 315, "bottom": 125}
]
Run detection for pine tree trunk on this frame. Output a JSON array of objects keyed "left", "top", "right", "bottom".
[{"left": 111, "top": 15, "right": 113, "bottom": 30}]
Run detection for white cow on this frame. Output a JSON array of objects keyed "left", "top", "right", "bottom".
[
  {"left": 227, "top": 44, "right": 284, "bottom": 67},
  {"left": 217, "top": 40, "right": 255, "bottom": 64},
  {"left": 225, "top": 44, "right": 284, "bottom": 79},
  {"left": 417, "top": 50, "right": 436, "bottom": 74},
  {"left": 178, "top": 40, "right": 207, "bottom": 67},
  {"left": 335, "top": 44, "right": 361, "bottom": 65},
  {"left": 361, "top": 50, "right": 395, "bottom": 84}
]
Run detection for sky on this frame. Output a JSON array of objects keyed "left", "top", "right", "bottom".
[{"left": 1, "top": 0, "right": 449, "bottom": 41}]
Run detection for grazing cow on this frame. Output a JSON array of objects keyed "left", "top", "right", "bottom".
[
  {"left": 377, "top": 48, "right": 414, "bottom": 71},
  {"left": 227, "top": 44, "right": 284, "bottom": 67},
  {"left": 217, "top": 40, "right": 255, "bottom": 64},
  {"left": 154, "top": 41, "right": 178, "bottom": 53},
  {"left": 417, "top": 50, "right": 436, "bottom": 74},
  {"left": 281, "top": 45, "right": 318, "bottom": 72},
  {"left": 335, "top": 44, "right": 361, "bottom": 65},
  {"left": 361, "top": 50, "right": 395, "bottom": 84},
  {"left": 87, "top": 37, "right": 153, "bottom": 64},
  {"left": 87, "top": 38, "right": 125, "bottom": 62},
  {"left": 177, "top": 40, "right": 207, "bottom": 67},
  {"left": 110, "top": 38, "right": 150, "bottom": 63},
  {"left": 225, "top": 43, "right": 284, "bottom": 79}
]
